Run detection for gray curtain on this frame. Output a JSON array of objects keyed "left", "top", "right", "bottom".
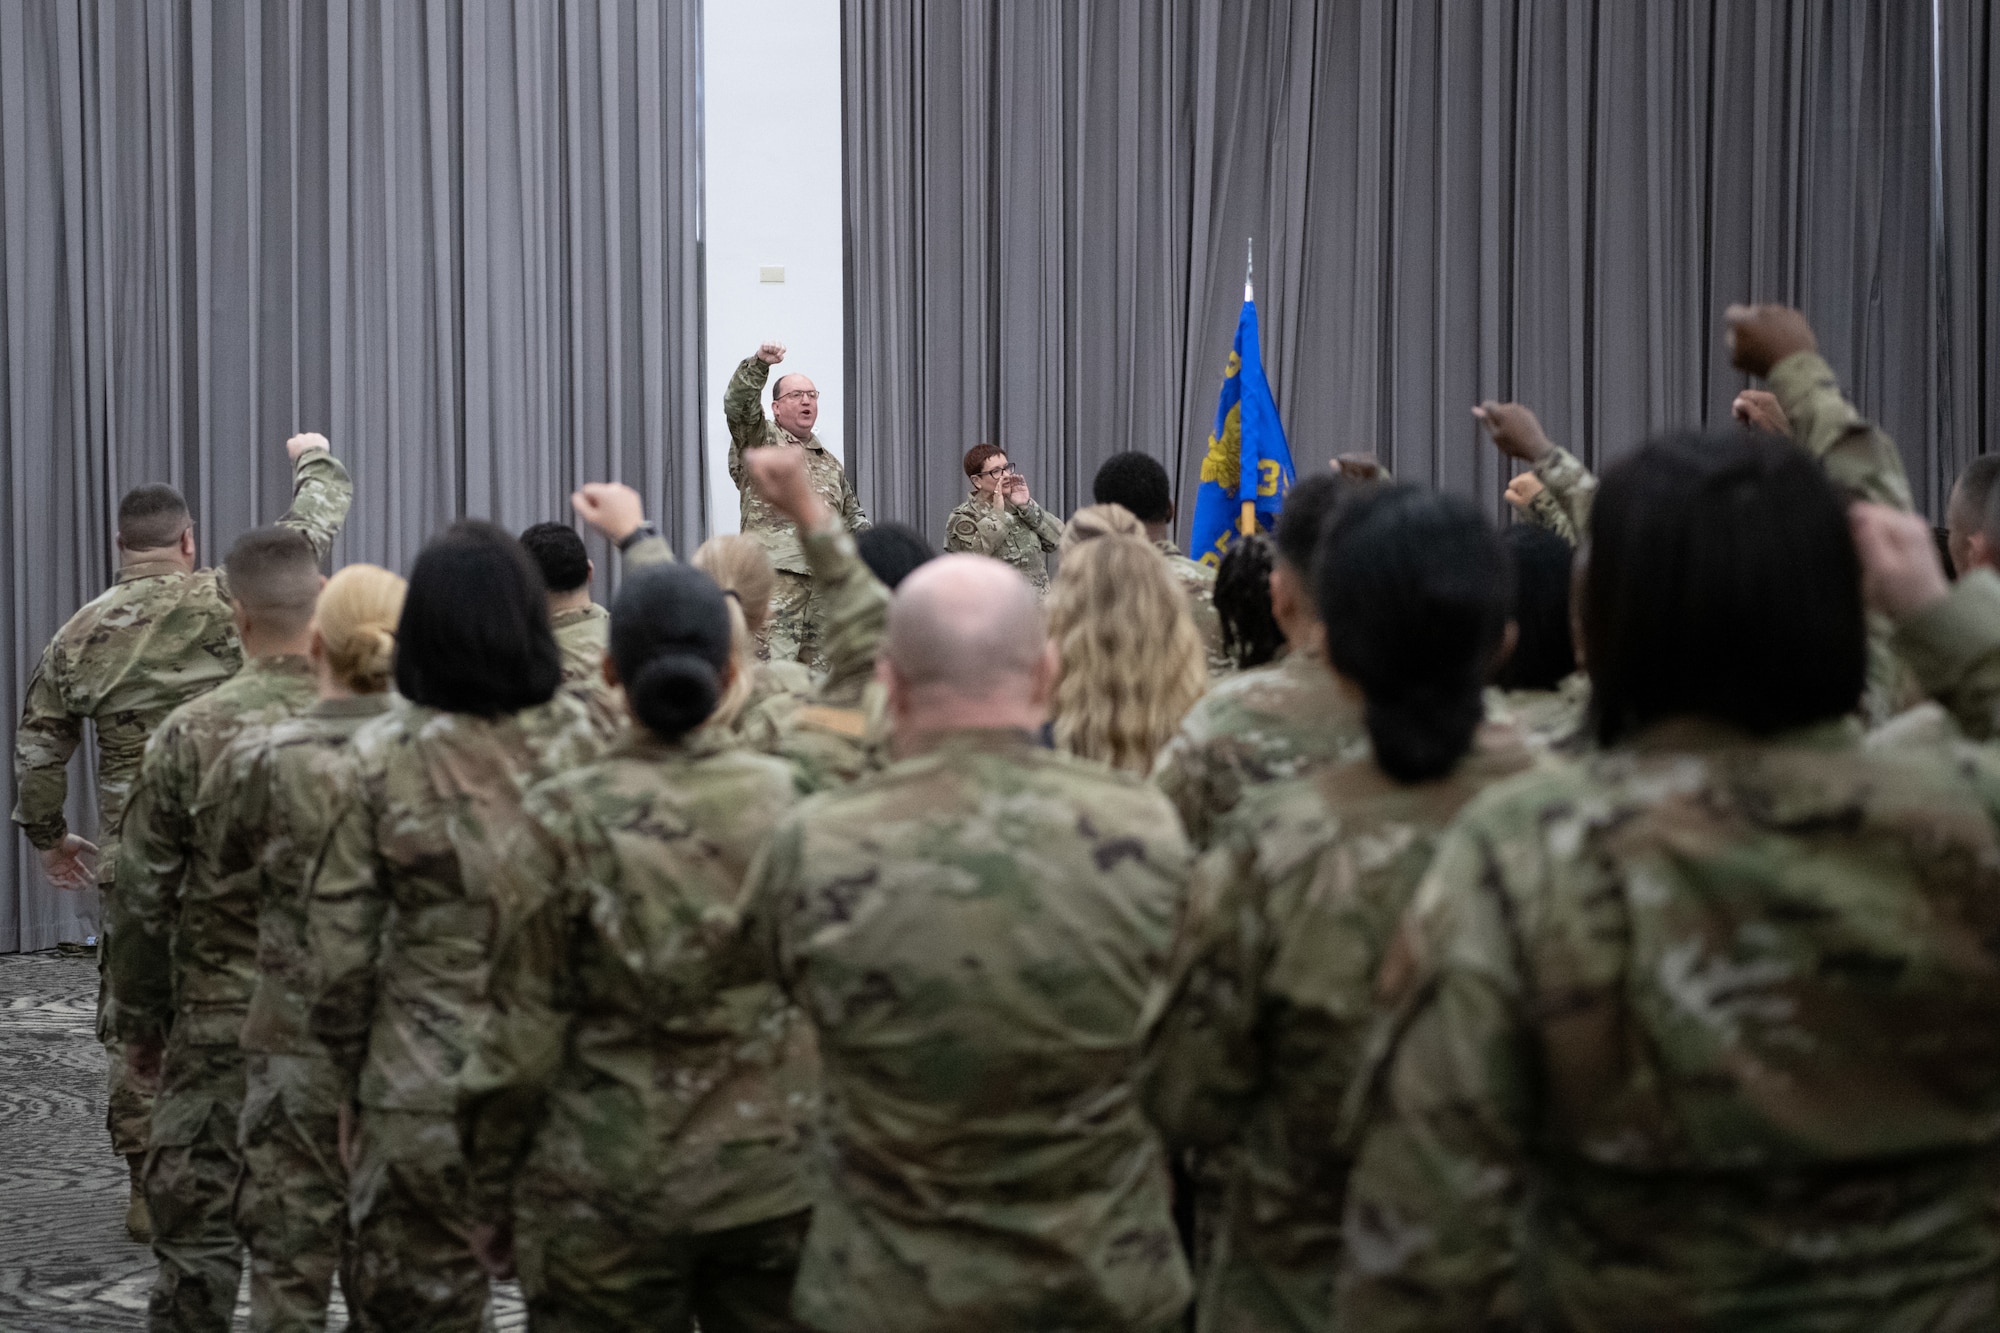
[
  {"left": 0, "top": 0, "right": 703, "bottom": 953},
  {"left": 844, "top": 0, "right": 1986, "bottom": 537}
]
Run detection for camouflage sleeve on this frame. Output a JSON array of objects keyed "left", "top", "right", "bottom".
[
  {"left": 1520, "top": 487, "right": 1578, "bottom": 546},
  {"left": 1336, "top": 825, "right": 1530, "bottom": 1333},
  {"left": 107, "top": 728, "right": 197, "bottom": 1044},
  {"left": 1137, "top": 834, "right": 1267, "bottom": 1147},
  {"left": 1892, "top": 569, "right": 2000, "bottom": 740},
  {"left": 803, "top": 515, "right": 890, "bottom": 708},
  {"left": 278, "top": 446, "right": 355, "bottom": 561},
  {"left": 305, "top": 778, "right": 389, "bottom": 1093},
  {"left": 11, "top": 641, "right": 80, "bottom": 850},
  {"left": 457, "top": 805, "right": 571, "bottom": 1222},
  {"left": 840, "top": 470, "right": 872, "bottom": 535},
  {"left": 622, "top": 534, "right": 676, "bottom": 569},
  {"left": 1148, "top": 732, "right": 1213, "bottom": 852},
  {"left": 1768, "top": 350, "right": 1914, "bottom": 511},
  {"left": 725, "top": 356, "right": 773, "bottom": 488},
  {"left": 944, "top": 503, "right": 1004, "bottom": 557},
  {"left": 728, "top": 816, "right": 805, "bottom": 992},
  {"left": 1019, "top": 500, "right": 1065, "bottom": 553},
  {"left": 1531, "top": 446, "right": 1596, "bottom": 541}
]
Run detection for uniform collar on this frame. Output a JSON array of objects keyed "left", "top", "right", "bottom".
[
  {"left": 310, "top": 693, "right": 396, "bottom": 719},
  {"left": 115, "top": 558, "right": 192, "bottom": 584},
  {"left": 610, "top": 724, "right": 730, "bottom": 762},
  {"left": 901, "top": 725, "right": 1042, "bottom": 759},
  {"left": 1623, "top": 715, "right": 1863, "bottom": 755},
  {"left": 240, "top": 653, "right": 316, "bottom": 681},
  {"left": 550, "top": 603, "right": 607, "bottom": 629},
  {"left": 1153, "top": 538, "right": 1183, "bottom": 559},
  {"left": 775, "top": 424, "right": 825, "bottom": 453}
]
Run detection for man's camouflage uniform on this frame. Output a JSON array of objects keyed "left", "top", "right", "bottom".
[
  {"left": 11, "top": 447, "right": 350, "bottom": 1163},
  {"left": 739, "top": 729, "right": 1194, "bottom": 1332},
  {"left": 1519, "top": 349, "right": 1922, "bottom": 725},
  {"left": 724, "top": 356, "right": 870, "bottom": 672},
  {"left": 1486, "top": 673, "right": 1591, "bottom": 755},
  {"left": 110, "top": 655, "right": 323, "bottom": 1331},
  {"left": 306, "top": 695, "right": 601, "bottom": 1333},
  {"left": 1157, "top": 539, "right": 1232, "bottom": 677},
  {"left": 211, "top": 692, "right": 393, "bottom": 1332},
  {"left": 458, "top": 728, "right": 813, "bottom": 1332},
  {"left": 1140, "top": 726, "right": 1535, "bottom": 1333},
  {"left": 1150, "top": 651, "right": 1370, "bottom": 852},
  {"left": 1338, "top": 716, "right": 2000, "bottom": 1332},
  {"left": 551, "top": 603, "right": 623, "bottom": 739},
  {"left": 943, "top": 494, "right": 1063, "bottom": 592},
  {"left": 740, "top": 516, "right": 894, "bottom": 793}
]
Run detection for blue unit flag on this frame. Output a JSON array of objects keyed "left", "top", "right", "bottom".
[{"left": 1189, "top": 282, "right": 1295, "bottom": 568}]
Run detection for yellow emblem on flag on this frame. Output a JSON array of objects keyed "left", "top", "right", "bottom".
[{"left": 1201, "top": 404, "right": 1242, "bottom": 486}]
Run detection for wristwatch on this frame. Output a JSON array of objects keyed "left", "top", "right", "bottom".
[{"left": 617, "top": 521, "right": 658, "bottom": 552}]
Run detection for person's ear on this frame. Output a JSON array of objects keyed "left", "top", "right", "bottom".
[
  {"left": 586, "top": 558, "right": 596, "bottom": 586},
  {"left": 1968, "top": 532, "right": 1994, "bottom": 574},
  {"left": 600, "top": 654, "right": 621, "bottom": 690},
  {"left": 1269, "top": 565, "right": 1300, "bottom": 626},
  {"left": 230, "top": 599, "right": 254, "bottom": 640},
  {"left": 876, "top": 654, "right": 906, "bottom": 717},
  {"left": 1492, "top": 621, "right": 1520, "bottom": 678},
  {"left": 1167, "top": 500, "right": 1177, "bottom": 526},
  {"left": 181, "top": 527, "right": 197, "bottom": 561}
]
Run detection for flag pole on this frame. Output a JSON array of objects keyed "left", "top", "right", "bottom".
[{"left": 1240, "top": 236, "right": 1258, "bottom": 536}]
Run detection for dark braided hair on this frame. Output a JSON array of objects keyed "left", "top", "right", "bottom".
[{"left": 1214, "top": 533, "right": 1283, "bottom": 670}]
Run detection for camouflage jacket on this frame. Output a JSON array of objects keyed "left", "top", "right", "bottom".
[
  {"left": 1487, "top": 672, "right": 1592, "bottom": 754},
  {"left": 739, "top": 728, "right": 1194, "bottom": 1332},
  {"left": 1151, "top": 651, "right": 1370, "bottom": 851},
  {"left": 725, "top": 356, "right": 869, "bottom": 574},
  {"left": 943, "top": 495, "right": 1063, "bottom": 592},
  {"left": 1525, "top": 446, "right": 1597, "bottom": 547},
  {"left": 1894, "top": 567, "right": 2000, "bottom": 741},
  {"left": 551, "top": 603, "right": 624, "bottom": 740},
  {"left": 108, "top": 655, "right": 320, "bottom": 1065},
  {"left": 551, "top": 603, "right": 609, "bottom": 685},
  {"left": 1338, "top": 717, "right": 2000, "bottom": 1333},
  {"left": 1770, "top": 350, "right": 1924, "bottom": 726},
  {"left": 751, "top": 516, "right": 894, "bottom": 792},
  {"left": 1140, "top": 726, "right": 1536, "bottom": 1333},
  {"left": 1158, "top": 538, "right": 1232, "bottom": 677},
  {"left": 215, "top": 693, "right": 395, "bottom": 1057},
  {"left": 458, "top": 728, "right": 812, "bottom": 1239},
  {"left": 12, "top": 448, "right": 352, "bottom": 877},
  {"left": 306, "top": 694, "right": 602, "bottom": 1111}
]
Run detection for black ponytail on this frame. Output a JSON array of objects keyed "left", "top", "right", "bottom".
[
  {"left": 1315, "top": 486, "right": 1512, "bottom": 784},
  {"left": 609, "top": 565, "right": 733, "bottom": 742}
]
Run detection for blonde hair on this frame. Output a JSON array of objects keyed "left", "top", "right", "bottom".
[
  {"left": 1046, "top": 534, "right": 1207, "bottom": 773},
  {"left": 691, "top": 535, "right": 774, "bottom": 731},
  {"left": 1060, "top": 502, "right": 1146, "bottom": 555},
  {"left": 314, "top": 563, "right": 407, "bottom": 694}
]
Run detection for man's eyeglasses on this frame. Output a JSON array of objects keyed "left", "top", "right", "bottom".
[
  {"left": 978, "top": 463, "right": 1017, "bottom": 480},
  {"left": 776, "top": 389, "right": 821, "bottom": 403}
]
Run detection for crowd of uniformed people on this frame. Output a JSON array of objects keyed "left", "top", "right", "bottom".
[{"left": 17, "top": 303, "right": 2000, "bottom": 1333}]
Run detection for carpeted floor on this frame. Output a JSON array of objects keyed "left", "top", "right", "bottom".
[{"left": 0, "top": 949, "right": 524, "bottom": 1331}]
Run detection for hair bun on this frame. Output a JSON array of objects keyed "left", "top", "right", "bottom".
[{"left": 629, "top": 652, "right": 722, "bottom": 740}]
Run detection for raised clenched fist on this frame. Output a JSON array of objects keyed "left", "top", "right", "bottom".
[
  {"left": 1472, "top": 402, "right": 1555, "bottom": 465},
  {"left": 1724, "top": 304, "right": 1817, "bottom": 379},
  {"left": 756, "top": 342, "right": 787, "bottom": 366}
]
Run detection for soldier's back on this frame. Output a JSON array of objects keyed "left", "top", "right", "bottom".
[
  {"left": 1152, "top": 651, "right": 1369, "bottom": 849},
  {"left": 25, "top": 565, "right": 240, "bottom": 861},
  {"left": 752, "top": 728, "right": 1193, "bottom": 1333},
  {"left": 1343, "top": 717, "right": 2000, "bottom": 1330}
]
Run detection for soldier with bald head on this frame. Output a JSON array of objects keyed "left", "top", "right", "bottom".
[
  {"left": 737, "top": 553, "right": 1194, "bottom": 1333},
  {"left": 725, "top": 341, "right": 870, "bottom": 672}
]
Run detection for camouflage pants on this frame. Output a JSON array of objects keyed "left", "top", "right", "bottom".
[
  {"left": 237, "top": 1052, "right": 352, "bottom": 1333},
  {"left": 761, "top": 572, "right": 826, "bottom": 675},
  {"left": 142, "top": 1043, "right": 246, "bottom": 1333},
  {"left": 346, "top": 1108, "right": 489, "bottom": 1333},
  {"left": 520, "top": 1204, "right": 811, "bottom": 1333},
  {"left": 98, "top": 883, "right": 155, "bottom": 1156}
]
